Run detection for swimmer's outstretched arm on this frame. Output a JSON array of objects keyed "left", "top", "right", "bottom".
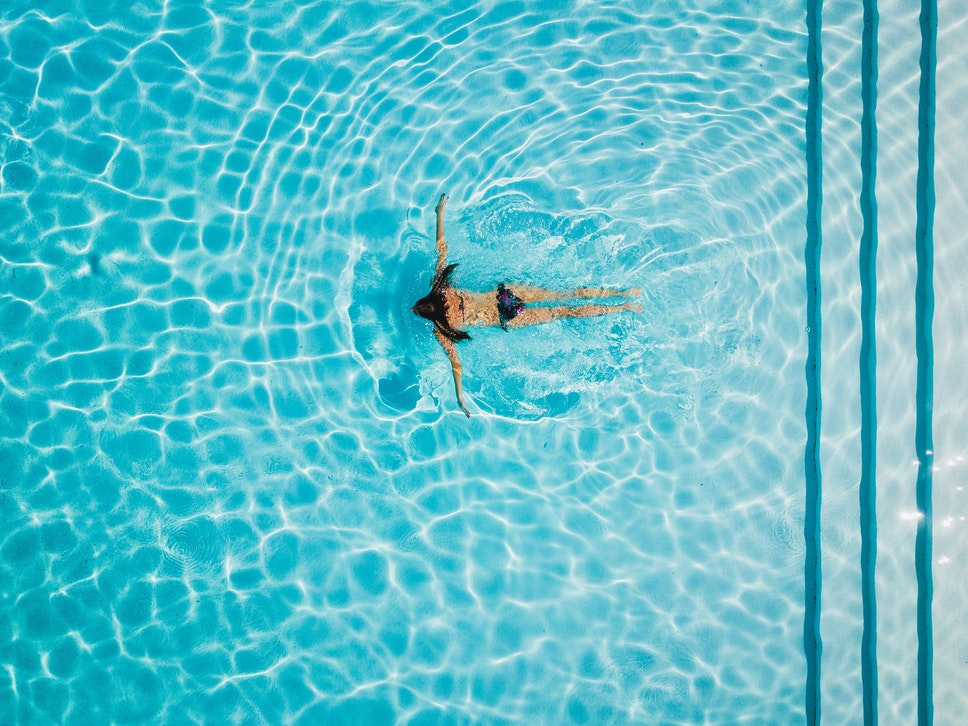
[
  {"left": 434, "top": 192, "right": 448, "bottom": 277},
  {"left": 434, "top": 328, "right": 471, "bottom": 417}
]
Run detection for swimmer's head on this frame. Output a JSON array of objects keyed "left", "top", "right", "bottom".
[
  {"left": 411, "top": 294, "right": 439, "bottom": 321},
  {"left": 412, "top": 263, "right": 470, "bottom": 342}
]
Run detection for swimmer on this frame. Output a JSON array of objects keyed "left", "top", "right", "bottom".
[{"left": 412, "top": 193, "right": 642, "bottom": 417}]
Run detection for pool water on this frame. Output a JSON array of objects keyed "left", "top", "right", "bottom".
[{"left": 1, "top": 1, "right": 965, "bottom": 724}]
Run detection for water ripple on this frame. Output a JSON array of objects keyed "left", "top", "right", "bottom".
[{"left": 162, "top": 516, "right": 223, "bottom": 574}]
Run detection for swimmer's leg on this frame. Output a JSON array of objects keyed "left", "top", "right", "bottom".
[
  {"left": 508, "top": 285, "right": 640, "bottom": 302},
  {"left": 508, "top": 302, "right": 642, "bottom": 327},
  {"left": 568, "top": 286, "right": 640, "bottom": 299}
]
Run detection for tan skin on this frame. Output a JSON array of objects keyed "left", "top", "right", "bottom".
[{"left": 426, "top": 192, "right": 642, "bottom": 417}]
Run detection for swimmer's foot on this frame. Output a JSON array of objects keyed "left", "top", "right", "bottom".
[
  {"left": 435, "top": 192, "right": 448, "bottom": 213},
  {"left": 624, "top": 302, "right": 643, "bottom": 312}
]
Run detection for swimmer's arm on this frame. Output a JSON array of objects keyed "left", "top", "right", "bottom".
[
  {"left": 434, "top": 192, "right": 448, "bottom": 277},
  {"left": 434, "top": 328, "right": 471, "bottom": 417}
]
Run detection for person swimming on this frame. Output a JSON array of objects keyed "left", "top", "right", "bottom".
[{"left": 412, "top": 193, "right": 641, "bottom": 417}]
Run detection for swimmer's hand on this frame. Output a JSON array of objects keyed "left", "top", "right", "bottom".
[
  {"left": 435, "top": 192, "right": 448, "bottom": 214},
  {"left": 455, "top": 372, "right": 471, "bottom": 418}
]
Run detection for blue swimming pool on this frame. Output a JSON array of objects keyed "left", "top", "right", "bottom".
[{"left": 1, "top": 1, "right": 965, "bottom": 724}]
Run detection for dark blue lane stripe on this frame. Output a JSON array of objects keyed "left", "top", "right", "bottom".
[
  {"left": 915, "top": 0, "right": 936, "bottom": 723},
  {"left": 859, "top": 1, "right": 879, "bottom": 723},
  {"left": 803, "top": 0, "right": 823, "bottom": 723}
]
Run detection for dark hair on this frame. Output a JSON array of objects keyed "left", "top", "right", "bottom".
[{"left": 412, "top": 263, "right": 471, "bottom": 342}]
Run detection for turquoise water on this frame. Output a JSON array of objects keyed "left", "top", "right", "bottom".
[{"left": 1, "top": 1, "right": 815, "bottom": 723}]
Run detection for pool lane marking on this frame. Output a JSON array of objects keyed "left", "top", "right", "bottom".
[
  {"left": 859, "top": 0, "right": 879, "bottom": 723},
  {"left": 804, "top": 0, "right": 823, "bottom": 723},
  {"left": 915, "top": 0, "right": 937, "bottom": 723}
]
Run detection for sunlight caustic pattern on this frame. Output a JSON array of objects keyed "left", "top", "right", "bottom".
[{"left": 0, "top": 1, "right": 837, "bottom": 723}]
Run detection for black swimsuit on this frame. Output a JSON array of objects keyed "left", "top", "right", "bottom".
[{"left": 496, "top": 284, "right": 525, "bottom": 330}]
